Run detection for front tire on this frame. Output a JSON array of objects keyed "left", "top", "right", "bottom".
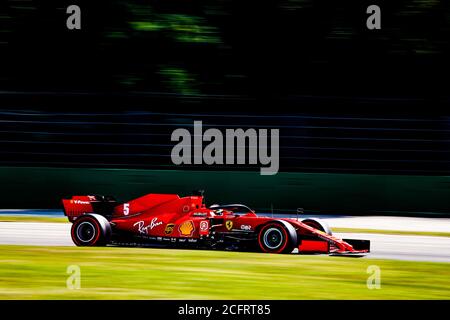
[
  {"left": 257, "top": 222, "right": 295, "bottom": 254},
  {"left": 71, "top": 214, "right": 111, "bottom": 246},
  {"left": 301, "top": 218, "right": 332, "bottom": 235}
]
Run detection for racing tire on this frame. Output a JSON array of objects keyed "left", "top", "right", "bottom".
[
  {"left": 257, "top": 222, "right": 296, "bottom": 254},
  {"left": 301, "top": 218, "right": 332, "bottom": 235},
  {"left": 71, "top": 214, "right": 112, "bottom": 246}
]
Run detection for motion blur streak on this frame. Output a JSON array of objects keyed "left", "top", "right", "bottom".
[{"left": 1, "top": 216, "right": 450, "bottom": 262}]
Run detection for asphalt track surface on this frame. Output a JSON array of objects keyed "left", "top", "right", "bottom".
[{"left": 1, "top": 220, "right": 449, "bottom": 262}]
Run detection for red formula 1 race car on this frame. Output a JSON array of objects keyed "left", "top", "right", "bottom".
[{"left": 62, "top": 192, "right": 370, "bottom": 255}]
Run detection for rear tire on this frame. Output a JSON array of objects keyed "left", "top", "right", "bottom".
[
  {"left": 257, "top": 222, "right": 295, "bottom": 254},
  {"left": 71, "top": 214, "right": 111, "bottom": 246}
]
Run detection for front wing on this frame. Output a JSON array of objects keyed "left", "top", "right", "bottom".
[{"left": 298, "top": 238, "right": 370, "bottom": 255}]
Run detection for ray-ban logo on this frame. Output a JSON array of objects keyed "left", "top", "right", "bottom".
[{"left": 171, "top": 121, "right": 279, "bottom": 175}]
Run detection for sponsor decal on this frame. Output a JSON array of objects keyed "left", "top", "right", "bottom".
[
  {"left": 72, "top": 200, "right": 90, "bottom": 205},
  {"left": 178, "top": 238, "right": 186, "bottom": 243},
  {"left": 165, "top": 223, "right": 175, "bottom": 235},
  {"left": 225, "top": 220, "right": 233, "bottom": 231},
  {"left": 200, "top": 220, "right": 209, "bottom": 231},
  {"left": 193, "top": 212, "right": 207, "bottom": 217},
  {"left": 157, "top": 237, "right": 162, "bottom": 241},
  {"left": 133, "top": 218, "right": 163, "bottom": 234},
  {"left": 199, "top": 220, "right": 209, "bottom": 236},
  {"left": 240, "top": 224, "right": 252, "bottom": 231},
  {"left": 179, "top": 220, "right": 195, "bottom": 237},
  {"left": 188, "top": 238, "right": 198, "bottom": 243},
  {"left": 182, "top": 205, "right": 190, "bottom": 213}
]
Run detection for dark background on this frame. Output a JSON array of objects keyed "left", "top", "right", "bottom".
[
  {"left": 0, "top": 1, "right": 449, "bottom": 213},
  {"left": 1, "top": 0, "right": 450, "bottom": 98}
]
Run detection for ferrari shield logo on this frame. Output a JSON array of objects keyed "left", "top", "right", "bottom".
[{"left": 225, "top": 220, "right": 233, "bottom": 231}]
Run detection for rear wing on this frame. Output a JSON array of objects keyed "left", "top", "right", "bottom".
[{"left": 62, "top": 195, "right": 118, "bottom": 222}]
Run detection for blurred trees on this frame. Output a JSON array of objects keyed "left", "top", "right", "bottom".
[{"left": 0, "top": 0, "right": 449, "bottom": 97}]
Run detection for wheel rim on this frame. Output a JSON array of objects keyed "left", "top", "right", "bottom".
[
  {"left": 263, "top": 227, "right": 284, "bottom": 249},
  {"left": 76, "top": 221, "right": 96, "bottom": 243}
]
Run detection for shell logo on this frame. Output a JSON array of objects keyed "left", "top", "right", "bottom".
[{"left": 179, "top": 220, "right": 195, "bottom": 237}]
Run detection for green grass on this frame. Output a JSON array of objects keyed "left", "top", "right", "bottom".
[
  {"left": 333, "top": 228, "right": 450, "bottom": 238},
  {"left": 0, "top": 245, "right": 449, "bottom": 299}
]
